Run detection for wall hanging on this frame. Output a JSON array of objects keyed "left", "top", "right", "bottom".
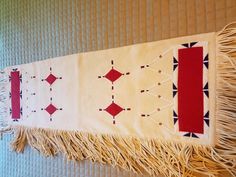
[{"left": 0, "top": 23, "right": 236, "bottom": 177}]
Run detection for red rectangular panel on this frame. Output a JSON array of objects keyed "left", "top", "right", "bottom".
[
  {"left": 178, "top": 47, "right": 204, "bottom": 133},
  {"left": 11, "top": 71, "right": 21, "bottom": 119}
]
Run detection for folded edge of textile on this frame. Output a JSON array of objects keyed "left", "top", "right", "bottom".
[{"left": 0, "top": 23, "right": 236, "bottom": 177}]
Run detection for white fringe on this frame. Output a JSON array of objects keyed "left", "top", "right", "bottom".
[
  {"left": 0, "top": 71, "right": 10, "bottom": 135},
  {"left": 2, "top": 22, "right": 236, "bottom": 177}
]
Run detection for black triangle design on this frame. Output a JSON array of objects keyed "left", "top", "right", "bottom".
[
  {"left": 173, "top": 57, "right": 178, "bottom": 71},
  {"left": 204, "top": 91, "right": 209, "bottom": 97},
  {"left": 173, "top": 64, "right": 178, "bottom": 71},
  {"left": 204, "top": 119, "right": 210, "bottom": 126},
  {"left": 192, "top": 133, "right": 199, "bottom": 138},
  {"left": 173, "top": 111, "right": 178, "bottom": 117},
  {"left": 204, "top": 61, "right": 209, "bottom": 69},
  {"left": 20, "top": 90, "right": 22, "bottom": 99},
  {"left": 190, "top": 42, "right": 197, "bottom": 48},
  {"left": 182, "top": 43, "right": 189, "bottom": 48},
  {"left": 173, "top": 91, "right": 177, "bottom": 97},
  {"left": 173, "top": 83, "right": 177, "bottom": 90},
  {"left": 204, "top": 54, "right": 209, "bottom": 61},
  {"left": 174, "top": 118, "right": 178, "bottom": 125},
  {"left": 204, "top": 111, "right": 209, "bottom": 118},
  {"left": 204, "top": 83, "right": 208, "bottom": 90},
  {"left": 173, "top": 57, "right": 178, "bottom": 64},
  {"left": 184, "top": 133, "right": 191, "bottom": 137}
]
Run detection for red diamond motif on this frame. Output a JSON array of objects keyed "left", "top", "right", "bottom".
[
  {"left": 105, "top": 69, "right": 122, "bottom": 83},
  {"left": 105, "top": 102, "right": 124, "bottom": 117},
  {"left": 45, "top": 104, "right": 57, "bottom": 115},
  {"left": 45, "top": 74, "right": 57, "bottom": 85}
]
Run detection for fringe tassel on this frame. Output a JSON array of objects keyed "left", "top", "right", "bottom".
[
  {"left": 8, "top": 127, "right": 231, "bottom": 177},
  {"left": 5, "top": 23, "right": 236, "bottom": 177},
  {"left": 0, "top": 70, "right": 10, "bottom": 136},
  {"left": 214, "top": 22, "right": 236, "bottom": 177},
  {"left": 10, "top": 126, "right": 233, "bottom": 177}
]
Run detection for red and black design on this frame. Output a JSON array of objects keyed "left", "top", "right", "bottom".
[
  {"left": 99, "top": 95, "right": 130, "bottom": 124},
  {"left": 98, "top": 60, "right": 130, "bottom": 90},
  {"left": 173, "top": 41, "right": 209, "bottom": 139},
  {"left": 41, "top": 97, "right": 62, "bottom": 121},
  {"left": 41, "top": 67, "right": 62, "bottom": 91},
  {"left": 9, "top": 68, "right": 22, "bottom": 121},
  {"left": 98, "top": 60, "right": 131, "bottom": 124},
  {"left": 41, "top": 67, "right": 62, "bottom": 121}
]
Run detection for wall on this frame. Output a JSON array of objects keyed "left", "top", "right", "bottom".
[{"left": 0, "top": 0, "right": 236, "bottom": 176}]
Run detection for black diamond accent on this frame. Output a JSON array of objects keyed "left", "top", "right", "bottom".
[
  {"left": 192, "top": 133, "right": 199, "bottom": 138},
  {"left": 190, "top": 42, "right": 197, "bottom": 48},
  {"left": 204, "top": 83, "right": 208, "bottom": 90},
  {"left": 204, "top": 91, "right": 209, "bottom": 97},
  {"left": 174, "top": 118, "right": 178, "bottom": 125},
  {"left": 182, "top": 43, "right": 189, "bottom": 48},
  {"left": 204, "top": 119, "right": 210, "bottom": 126},
  {"left": 204, "top": 111, "right": 209, "bottom": 118},
  {"left": 184, "top": 133, "right": 191, "bottom": 137}
]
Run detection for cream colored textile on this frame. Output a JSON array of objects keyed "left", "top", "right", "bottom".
[{"left": 3, "top": 32, "right": 215, "bottom": 146}]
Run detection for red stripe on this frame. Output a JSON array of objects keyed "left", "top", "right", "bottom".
[
  {"left": 11, "top": 71, "right": 21, "bottom": 119},
  {"left": 178, "top": 47, "right": 204, "bottom": 134}
]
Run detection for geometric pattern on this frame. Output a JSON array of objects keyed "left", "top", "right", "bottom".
[
  {"left": 99, "top": 95, "right": 130, "bottom": 124},
  {"left": 98, "top": 60, "right": 130, "bottom": 124},
  {"left": 45, "top": 104, "right": 58, "bottom": 115},
  {"left": 45, "top": 74, "right": 57, "bottom": 85},
  {"left": 98, "top": 60, "right": 130, "bottom": 90},
  {"left": 9, "top": 68, "right": 22, "bottom": 122},
  {"left": 41, "top": 97, "right": 63, "bottom": 121},
  {"left": 41, "top": 67, "right": 62, "bottom": 121},
  {"left": 139, "top": 51, "right": 173, "bottom": 120},
  {"left": 173, "top": 41, "right": 210, "bottom": 139},
  {"left": 41, "top": 67, "right": 62, "bottom": 91}
]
